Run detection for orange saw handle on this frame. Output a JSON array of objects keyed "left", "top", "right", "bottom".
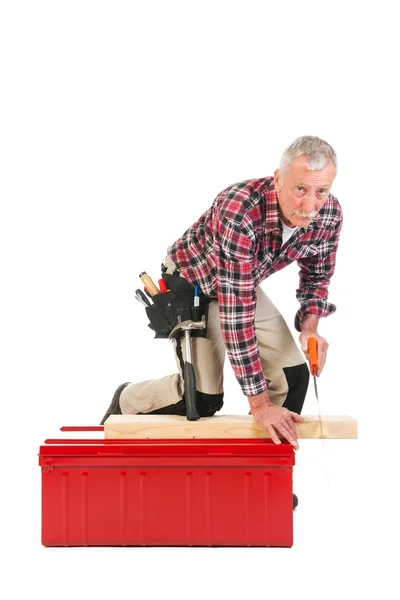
[{"left": 308, "top": 337, "right": 318, "bottom": 376}]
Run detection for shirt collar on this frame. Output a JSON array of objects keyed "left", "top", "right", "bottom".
[{"left": 264, "top": 178, "right": 323, "bottom": 232}]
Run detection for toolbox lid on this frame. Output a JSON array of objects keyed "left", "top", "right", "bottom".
[{"left": 39, "top": 426, "right": 295, "bottom": 466}]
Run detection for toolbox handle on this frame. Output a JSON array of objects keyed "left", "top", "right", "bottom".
[{"left": 60, "top": 426, "right": 104, "bottom": 431}]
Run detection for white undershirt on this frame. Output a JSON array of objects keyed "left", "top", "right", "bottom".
[{"left": 280, "top": 219, "right": 299, "bottom": 246}]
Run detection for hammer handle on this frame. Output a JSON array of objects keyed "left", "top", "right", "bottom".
[
  {"left": 183, "top": 362, "right": 200, "bottom": 421},
  {"left": 139, "top": 272, "right": 160, "bottom": 296}
]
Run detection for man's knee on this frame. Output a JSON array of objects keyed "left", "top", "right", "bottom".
[
  {"left": 195, "top": 391, "right": 224, "bottom": 416},
  {"left": 143, "top": 391, "right": 224, "bottom": 417},
  {"left": 282, "top": 363, "right": 310, "bottom": 415},
  {"left": 142, "top": 399, "right": 186, "bottom": 416}
]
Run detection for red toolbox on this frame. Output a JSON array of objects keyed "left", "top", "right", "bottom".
[{"left": 39, "top": 427, "right": 295, "bottom": 547}]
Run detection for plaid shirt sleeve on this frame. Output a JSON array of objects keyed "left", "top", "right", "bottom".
[
  {"left": 214, "top": 211, "right": 267, "bottom": 397},
  {"left": 294, "top": 215, "right": 343, "bottom": 332}
]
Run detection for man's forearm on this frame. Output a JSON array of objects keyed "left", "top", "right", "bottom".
[{"left": 301, "top": 313, "right": 320, "bottom": 333}]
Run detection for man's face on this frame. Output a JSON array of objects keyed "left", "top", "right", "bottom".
[{"left": 274, "top": 155, "right": 336, "bottom": 228}]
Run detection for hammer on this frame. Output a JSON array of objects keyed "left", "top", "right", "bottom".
[{"left": 169, "top": 317, "right": 206, "bottom": 421}]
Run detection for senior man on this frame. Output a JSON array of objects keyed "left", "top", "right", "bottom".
[{"left": 101, "top": 135, "right": 342, "bottom": 451}]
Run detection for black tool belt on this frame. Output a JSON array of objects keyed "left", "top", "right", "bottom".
[{"left": 145, "top": 273, "right": 210, "bottom": 339}]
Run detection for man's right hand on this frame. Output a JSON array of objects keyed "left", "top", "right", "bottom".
[{"left": 248, "top": 391, "right": 304, "bottom": 449}]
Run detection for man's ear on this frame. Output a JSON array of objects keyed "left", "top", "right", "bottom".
[{"left": 274, "top": 169, "right": 281, "bottom": 193}]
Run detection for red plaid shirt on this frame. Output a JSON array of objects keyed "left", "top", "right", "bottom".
[{"left": 167, "top": 177, "right": 343, "bottom": 397}]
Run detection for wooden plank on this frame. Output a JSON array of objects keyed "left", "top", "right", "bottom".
[{"left": 104, "top": 414, "right": 358, "bottom": 440}]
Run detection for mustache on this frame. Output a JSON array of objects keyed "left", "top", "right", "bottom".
[{"left": 293, "top": 209, "right": 318, "bottom": 219}]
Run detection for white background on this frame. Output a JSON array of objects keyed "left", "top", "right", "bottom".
[{"left": 1, "top": 1, "right": 399, "bottom": 598}]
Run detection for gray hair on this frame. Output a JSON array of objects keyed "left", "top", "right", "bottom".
[{"left": 279, "top": 135, "right": 337, "bottom": 178}]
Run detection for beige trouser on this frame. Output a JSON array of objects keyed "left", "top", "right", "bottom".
[{"left": 120, "top": 256, "right": 306, "bottom": 414}]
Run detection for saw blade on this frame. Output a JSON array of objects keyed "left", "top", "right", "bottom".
[
  {"left": 313, "top": 374, "right": 324, "bottom": 439},
  {"left": 308, "top": 337, "right": 330, "bottom": 489}
]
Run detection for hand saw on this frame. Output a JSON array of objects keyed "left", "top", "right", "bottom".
[{"left": 308, "top": 337, "right": 325, "bottom": 439}]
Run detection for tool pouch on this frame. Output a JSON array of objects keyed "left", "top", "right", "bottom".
[{"left": 144, "top": 273, "right": 211, "bottom": 339}]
